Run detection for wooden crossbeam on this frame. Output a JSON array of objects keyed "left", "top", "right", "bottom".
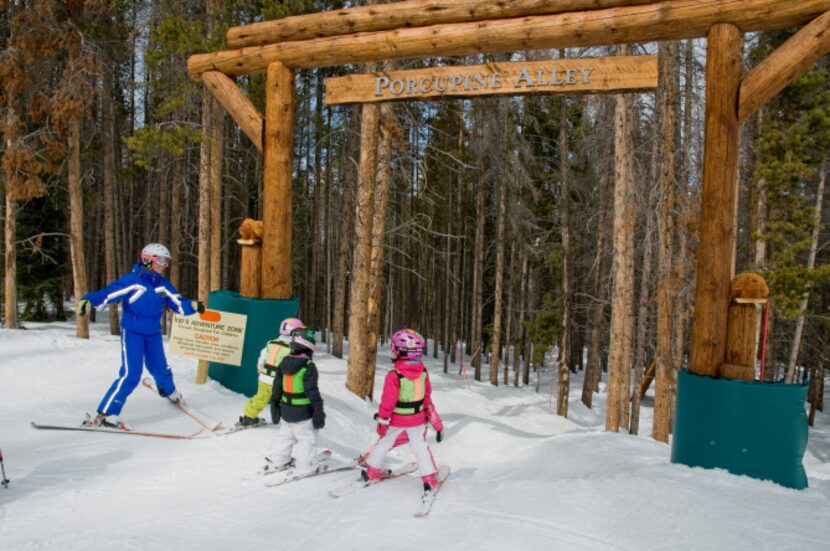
[
  {"left": 227, "top": 0, "right": 655, "bottom": 48},
  {"left": 189, "top": 0, "right": 830, "bottom": 79},
  {"left": 739, "top": 10, "right": 830, "bottom": 123}
]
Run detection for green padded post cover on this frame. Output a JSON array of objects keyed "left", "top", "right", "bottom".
[
  {"left": 671, "top": 369, "right": 809, "bottom": 490},
  {"left": 207, "top": 290, "right": 300, "bottom": 397}
]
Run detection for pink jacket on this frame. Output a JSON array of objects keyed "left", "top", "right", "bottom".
[{"left": 378, "top": 360, "right": 441, "bottom": 429}]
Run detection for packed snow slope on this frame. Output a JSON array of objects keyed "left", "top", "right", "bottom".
[{"left": 1, "top": 321, "right": 829, "bottom": 550}]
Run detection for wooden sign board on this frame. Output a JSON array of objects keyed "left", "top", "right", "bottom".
[
  {"left": 169, "top": 310, "right": 248, "bottom": 366},
  {"left": 326, "top": 55, "right": 657, "bottom": 105}
]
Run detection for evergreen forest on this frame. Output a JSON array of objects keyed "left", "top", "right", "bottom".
[{"left": 1, "top": 1, "right": 828, "bottom": 440}]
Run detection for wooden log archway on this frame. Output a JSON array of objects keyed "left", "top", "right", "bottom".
[{"left": 189, "top": 0, "right": 830, "bottom": 379}]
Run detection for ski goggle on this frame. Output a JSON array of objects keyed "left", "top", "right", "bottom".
[{"left": 142, "top": 254, "right": 171, "bottom": 267}]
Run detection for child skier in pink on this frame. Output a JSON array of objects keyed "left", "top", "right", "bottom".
[{"left": 362, "top": 329, "right": 444, "bottom": 493}]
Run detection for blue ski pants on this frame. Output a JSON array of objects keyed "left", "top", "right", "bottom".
[{"left": 97, "top": 329, "right": 176, "bottom": 416}]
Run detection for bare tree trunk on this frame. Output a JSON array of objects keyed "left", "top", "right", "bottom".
[
  {"left": 630, "top": 201, "right": 655, "bottom": 434},
  {"left": 169, "top": 157, "right": 183, "bottom": 289},
  {"left": 785, "top": 161, "right": 825, "bottom": 383},
  {"left": 443, "top": 174, "right": 454, "bottom": 373},
  {"left": 605, "top": 44, "right": 636, "bottom": 432},
  {"left": 583, "top": 152, "right": 613, "bottom": 407},
  {"left": 198, "top": 93, "right": 212, "bottom": 302},
  {"left": 452, "top": 120, "right": 465, "bottom": 366},
  {"left": 490, "top": 101, "right": 510, "bottom": 387},
  {"left": 671, "top": 38, "right": 697, "bottom": 393},
  {"left": 527, "top": 266, "right": 537, "bottom": 388},
  {"left": 4, "top": 105, "right": 17, "bottom": 329},
  {"left": 808, "top": 356, "right": 825, "bottom": 425},
  {"left": 332, "top": 110, "right": 360, "bottom": 358},
  {"left": 653, "top": 40, "right": 679, "bottom": 443},
  {"left": 210, "top": 98, "right": 223, "bottom": 291},
  {"left": 311, "top": 72, "right": 326, "bottom": 322},
  {"left": 471, "top": 165, "right": 485, "bottom": 380},
  {"left": 3, "top": 189, "right": 15, "bottom": 329},
  {"left": 557, "top": 81, "right": 572, "bottom": 417},
  {"left": 365, "top": 100, "right": 394, "bottom": 399},
  {"left": 102, "top": 75, "right": 120, "bottom": 335},
  {"left": 68, "top": 117, "right": 89, "bottom": 339},
  {"left": 514, "top": 248, "right": 529, "bottom": 386},
  {"left": 346, "top": 101, "right": 379, "bottom": 398},
  {"left": 503, "top": 243, "right": 516, "bottom": 384}
]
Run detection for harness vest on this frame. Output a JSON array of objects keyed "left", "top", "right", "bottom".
[
  {"left": 393, "top": 371, "right": 426, "bottom": 415},
  {"left": 281, "top": 361, "right": 311, "bottom": 406},
  {"left": 263, "top": 340, "right": 290, "bottom": 377}
]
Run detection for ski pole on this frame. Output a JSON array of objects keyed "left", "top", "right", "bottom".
[{"left": 0, "top": 448, "right": 9, "bottom": 488}]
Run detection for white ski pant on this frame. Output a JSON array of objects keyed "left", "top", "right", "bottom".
[
  {"left": 269, "top": 419, "right": 318, "bottom": 475},
  {"left": 366, "top": 425, "right": 437, "bottom": 477}
]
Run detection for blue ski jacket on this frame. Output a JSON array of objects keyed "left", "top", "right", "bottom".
[{"left": 84, "top": 263, "right": 198, "bottom": 335}]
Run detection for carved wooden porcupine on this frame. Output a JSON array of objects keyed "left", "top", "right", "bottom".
[
  {"left": 731, "top": 272, "right": 769, "bottom": 304},
  {"left": 238, "top": 218, "right": 264, "bottom": 244}
]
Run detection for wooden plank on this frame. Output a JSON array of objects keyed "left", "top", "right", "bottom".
[
  {"left": 227, "top": 0, "right": 656, "bottom": 48},
  {"left": 261, "top": 62, "right": 294, "bottom": 300},
  {"left": 739, "top": 10, "right": 830, "bottom": 122},
  {"left": 202, "top": 71, "right": 263, "bottom": 152},
  {"left": 325, "top": 55, "right": 657, "bottom": 105},
  {"left": 188, "top": 0, "right": 830, "bottom": 78},
  {"left": 688, "top": 23, "right": 742, "bottom": 377}
]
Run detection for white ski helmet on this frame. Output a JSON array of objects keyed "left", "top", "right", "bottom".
[{"left": 140, "top": 243, "right": 172, "bottom": 267}]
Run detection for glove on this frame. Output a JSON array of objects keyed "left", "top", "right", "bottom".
[
  {"left": 192, "top": 300, "right": 206, "bottom": 314},
  {"left": 376, "top": 416, "right": 390, "bottom": 437},
  {"left": 76, "top": 299, "right": 91, "bottom": 317},
  {"left": 270, "top": 401, "right": 281, "bottom": 424},
  {"left": 436, "top": 431, "right": 443, "bottom": 443},
  {"left": 312, "top": 408, "right": 326, "bottom": 430}
]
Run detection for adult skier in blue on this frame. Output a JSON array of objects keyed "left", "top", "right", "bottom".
[{"left": 76, "top": 243, "right": 204, "bottom": 429}]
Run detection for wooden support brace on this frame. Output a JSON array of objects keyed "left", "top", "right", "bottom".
[
  {"left": 202, "top": 71, "right": 264, "bottom": 152},
  {"left": 739, "top": 10, "right": 830, "bottom": 123}
]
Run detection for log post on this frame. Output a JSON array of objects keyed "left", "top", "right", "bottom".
[
  {"left": 719, "top": 274, "right": 769, "bottom": 381},
  {"left": 239, "top": 244, "right": 262, "bottom": 298},
  {"left": 689, "top": 23, "right": 742, "bottom": 377},
  {"left": 238, "top": 219, "right": 264, "bottom": 298},
  {"left": 262, "top": 62, "right": 295, "bottom": 299}
]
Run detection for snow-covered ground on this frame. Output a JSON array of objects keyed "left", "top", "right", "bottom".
[{"left": 1, "top": 320, "right": 829, "bottom": 550}]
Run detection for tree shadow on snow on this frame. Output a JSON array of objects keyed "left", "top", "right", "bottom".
[
  {"left": 0, "top": 450, "right": 131, "bottom": 505},
  {"left": 440, "top": 412, "right": 560, "bottom": 440}
]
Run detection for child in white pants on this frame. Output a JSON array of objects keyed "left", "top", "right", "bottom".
[
  {"left": 267, "top": 327, "right": 325, "bottom": 475},
  {"left": 363, "top": 329, "right": 444, "bottom": 491}
]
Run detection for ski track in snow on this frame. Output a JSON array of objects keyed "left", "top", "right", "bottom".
[{"left": 1, "top": 321, "right": 830, "bottom": 550}]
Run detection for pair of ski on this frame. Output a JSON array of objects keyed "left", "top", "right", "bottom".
[
  {"left": 258, "top": 450, "right": 359, "bottom": 487},
  {"left": 260, "top": 451, "right": 450, "bottom": 517},
  {"left": 32, "top": 378, "right": 221, "bottom": 440},
  {"left": 328, "top": 463, "right": 451, "bottom": 518}
]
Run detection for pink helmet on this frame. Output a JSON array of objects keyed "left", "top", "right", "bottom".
[
  {"left": 279, "top": 317, "right": 304, "bottom": 336},
  {"left": 390, "top": 328, "right": 425, "bottom": 361}
]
